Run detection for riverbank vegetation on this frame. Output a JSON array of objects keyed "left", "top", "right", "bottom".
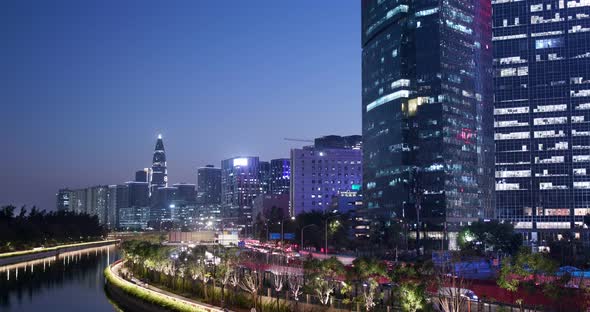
[
  {"left": 120, "top": 240, "right": 435, "bottom": 311},
  {"left": 0, "top": 205, "right": 105, "bottom": 253}
]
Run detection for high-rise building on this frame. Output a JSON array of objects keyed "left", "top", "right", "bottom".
[
  {"left": 173, "top": 183, "right": 196, "bottom": 203},
  {"left": 69, "top": 188, "right": 87, "bottom": 214},
  {"left": 270, "top": 158, "right": 291, "bottom": 195},
  {"left": 259, "top": 161, "right": 271, "bottom": 194},
  {"left": 135, "top": 168, "right": 151, "bottom": 183},
  {"left": 150, "top": 186, "right": 178, "bottom": 221},
  {"left": 290, "top": 137, "right": 363, "bottom": 216},
  {"left": 88, "top": 185, "right": 109, "bottom": 225},
  {"left": 361, "top": 0, "right": 493, "bottom": 249},
  {"left": 127, "top": 182, "right": 149, "bottom": 207},
  {"left": 56, "top": 189, "right": 72, "bottom": 211},
  {"left": 492, "top": 0, "right": 590, "bottom": 248},
  {"left": 197, "top": 165, "right": 222, "bottom": 205},
  {"left": 150, "top": 134, "right": 167, "bottom": 194},
  {"left": 221, "top": 156, "right": 262, "bottom": 230}
]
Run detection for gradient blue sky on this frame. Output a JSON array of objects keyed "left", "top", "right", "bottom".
[{"left": 0, "top": 1, "right": 361, "bottom": 210}]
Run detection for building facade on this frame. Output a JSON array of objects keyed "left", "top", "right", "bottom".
[
  {"left": 361, "top": 0, "right": 493, "bottom": 249},
  {"left": 270, "top": 158, "right": 291, "bottom": 195},
  {"left": 221, "top": 156, "right": 262, "bottom": 230},
  {"left": 56, "top": 189, "right": 72, "bottom": 211},
  {"left": 290, "top": 138, "right": 363, "bottom": 216},
  {"left": 197, "top": 165, "right": 222, "bottom": 205},
  {"left": 493, "top": 0, "right": 590, "bottom": 247},
  {"left": 259, "top": 161, "right": 271, "bottom": 195}
]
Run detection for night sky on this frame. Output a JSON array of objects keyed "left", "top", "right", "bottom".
[{"left": 0, "top": 1, "right": 361, "bottom": 210}]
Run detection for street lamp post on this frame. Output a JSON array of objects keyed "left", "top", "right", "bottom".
[{"left": 300, "top": 224, "right": 317, "bottom": 252}]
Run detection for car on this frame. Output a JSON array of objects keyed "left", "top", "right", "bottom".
[{"left": 437, "top": 287, "right": 479, "bottom": 302}]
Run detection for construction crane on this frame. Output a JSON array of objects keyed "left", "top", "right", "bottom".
[{"left": 284, "top": 138, "right": 313, "bottom": 143}]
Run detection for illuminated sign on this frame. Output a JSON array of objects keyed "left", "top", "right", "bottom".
[
  {"left": 351, "top": 184, "right": 361, "bottom": 191},
  {"left": 233, "top": 158, "right": 248, "bottom": 167}
]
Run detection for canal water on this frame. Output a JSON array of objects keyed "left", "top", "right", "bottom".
[{"left": 0, "top": 245, "right": 122, "bottom": 312}]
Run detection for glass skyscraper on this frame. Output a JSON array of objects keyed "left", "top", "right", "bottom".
[
  {"left": 361, "top": 0, "right": 493, "bottom": 249},
  {"left": 493, "top": 0, "right": 590, "bottom": 247}
]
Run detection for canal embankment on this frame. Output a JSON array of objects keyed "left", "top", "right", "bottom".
[{"left": 0, "top": 240, "right": 119, "bottom": 266}]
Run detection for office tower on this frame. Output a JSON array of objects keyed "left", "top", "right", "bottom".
[
  {"left": 173, "top": 183, "right": 196, "bottom": 203},
  {"left": 221, "top": 156, "right": 262, "bottom": 230},
  {"left": 117, "top": 183, "right": 150, "bottom": 230},
  {"left": 88, "top": 185, "right": 109, "bottom": 225},
  {"left": 270, "top": 158, "right": 291, "bottom": 195},
  {"left": 56, "top": 189, "right": 72, "bottom": 211},
  {"left": 259, "top": 161, "right": 271, "bottom": 194},
  {"left": 69, "top": 188, "right": 87, "bottom": 214},
  {"left": 361, "top": 0, "right": 492, "bottom": 249},
  {"left": 493, "top": 0, "right": 590, "bottom": 248},
  {"left": 127, "top": 182, "right": 149, "bottom": 207},
  {"left": 135, "top": 168, "right": 151, "bottom": 183},
  {"left": 150, "top": 186, "right": 178, "bottom": 221},
  {"left": 150, "top": 134, "right": 167, "bottom": 194},
  {"left": 290, "top": 136, "right": 363, "bottom": 216},
  {"left": 197, "top": 165, "right": 221, "bottom": 205},
  {"left": 108, "top": 184, "right": 130, "bottom": 229}
]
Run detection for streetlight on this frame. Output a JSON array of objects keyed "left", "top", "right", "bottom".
[
  {"left": 300, "top": 224, "right": 318, "bottom": 251},
  {"left": 279, "top": 216, "right": 296, "bottom": 250}
]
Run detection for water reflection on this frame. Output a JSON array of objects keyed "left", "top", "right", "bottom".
[{"left": 0, "top": 245, "right": 121, "bottom": 312}]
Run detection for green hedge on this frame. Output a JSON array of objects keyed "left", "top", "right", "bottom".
[
  {"left": 105, "top": 265, "right": 216, "bottom": 312},
  {"left": 0, "top": 240, "right": 118, "bottom": 259}
]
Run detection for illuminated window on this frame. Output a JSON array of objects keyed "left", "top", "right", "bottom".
[
  {"left": 535, "top": 37, "right": 564, "bottom": 49},
  {"left": 574, "top": 182, "right": 590, "bottom": 189}
]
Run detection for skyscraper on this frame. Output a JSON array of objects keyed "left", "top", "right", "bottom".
[
  {"left": 493, "top": 0, "right": 590, "bottom": 248},
  {"left": 150, "top": 134, "right": 167, "bottom": 194},
  {"left": 56, "top": 189, "right": 72, "bottom": 211},
  {"left": 221, "top": 156, "right": 262, "bottom": 230},
  {"left": 173, "top": 183, "right": 196, "bottom": 203},
  {"left": 197, "top": 165, "right": 222, "bottom": 205},
  {"left": 270, "top": 158, "right": 291, "bottom": 195},
  {"left": 361, "top": 0, "right": 493, "bottom": 249},
  {"left": 259, "top": 161, "right": 271, "bottom": 194}
]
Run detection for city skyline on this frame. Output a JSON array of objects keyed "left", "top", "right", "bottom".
[{"left": 1, "top": 1, "right": 361, "bottom": 210}]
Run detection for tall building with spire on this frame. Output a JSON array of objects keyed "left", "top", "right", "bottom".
[{"left": 150, "top": 134, "right": 167, "bottom": 194}]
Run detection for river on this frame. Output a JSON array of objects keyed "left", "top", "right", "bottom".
[{"left": 0, "top": 244, "right": 122, "bottom": 312}]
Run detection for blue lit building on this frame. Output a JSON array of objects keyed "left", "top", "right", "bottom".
[
  {"left": 493, "top": 0, "right": 590, "bottom": 247},
  {"left": 361, "top": 0, "right": 493, "bottom": 249},
  {"left": 270, "top": 158, "right": 290, "bottom": 195},
  {"left": 290, "top": 136, "right": 362, "bottom": 216}
]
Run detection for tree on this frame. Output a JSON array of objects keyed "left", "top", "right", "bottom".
[
  {"left": 239, "top": 270, "right": 262, "bottom": 310},
  {"left": 351, "top": 257, "right": 388, "bottom": 310},
  {"left": 287, "top": 273, "right": 304, "bottom": 304},
  {"left": 498, "top": 248, "right": 558, "bottom": 293},
  {"left": 217, "top": 247, "right": 238, "bottom": 307},
  {"left": 458, "top": 220, "right": 521, "bottom": 256},
  {"left": 397, "top": 282, "right": 427, "bottom": 312},
  {"left": 271, "top": 270, "right": 286, "bottom": 310},
  {"left": 434, "top": 274, "right": 469, "bottom": 312},
  {"left": 305, "top": 257, "right": 345, "bottom": 305}
]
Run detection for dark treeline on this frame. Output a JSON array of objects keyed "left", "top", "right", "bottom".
[{"left": 0, "top": 205, "right": 105, "bottom": 253}]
